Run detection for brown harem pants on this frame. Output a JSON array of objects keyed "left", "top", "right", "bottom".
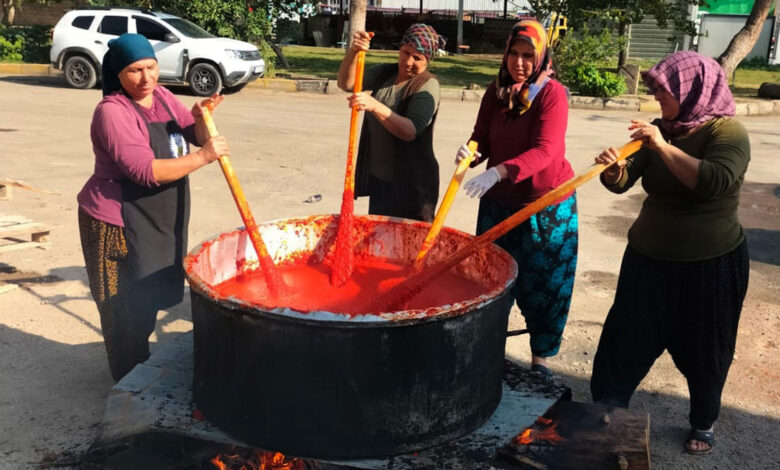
[{"left": 78, "top": 208, "right": 151, "bottom": 381}]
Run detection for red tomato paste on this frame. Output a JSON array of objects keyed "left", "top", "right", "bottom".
[{"left": 213, "top": 257, "right": 490, "bottom": 315}]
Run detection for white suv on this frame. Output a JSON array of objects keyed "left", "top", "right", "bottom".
[{"left": 50, "top": 7, "right": 265, "bottom": 96}]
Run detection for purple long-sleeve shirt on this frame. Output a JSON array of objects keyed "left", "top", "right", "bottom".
[{"left": 77, "top": 86, "right": 197, "bottom": 226}]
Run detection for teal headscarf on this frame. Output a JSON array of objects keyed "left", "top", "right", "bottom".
[{"left": 101, "top": 33, "right": 157, "bottom": 96}]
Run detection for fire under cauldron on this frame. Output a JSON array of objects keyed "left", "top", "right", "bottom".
[{"left": 184, "top": 215, "right": 518, "bottom": 459}]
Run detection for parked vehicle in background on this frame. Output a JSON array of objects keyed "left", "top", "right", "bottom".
[
  {"left": 543, "top": 12, "right": 567, "bottom": 49},
  {"left": 50, "top": 7, "right": 265, "bottom": 96}
]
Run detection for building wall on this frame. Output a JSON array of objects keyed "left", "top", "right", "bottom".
[
  {"left": 697, "top": 15, "right": 775, "bottom": 59},
  {"left": 6, "top": 1, "right": 83, "bottom": 27}
]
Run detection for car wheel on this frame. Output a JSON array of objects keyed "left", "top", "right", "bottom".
[
  {"left": 64, "top": 55, "right": 97, "bottom": 89},
  {"left": 187, "top": 63, "right": 222, "bottom": 96}
]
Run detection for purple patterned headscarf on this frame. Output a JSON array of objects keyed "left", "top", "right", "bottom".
[
  {"left": 400, "top": 23, "right": 446, "bottom": 63},
  {"left": 642, "top": 51, "right": 735, "bottom": 136}
]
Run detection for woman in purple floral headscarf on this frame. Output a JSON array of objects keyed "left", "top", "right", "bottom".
[{"left": 590, "top": 51, "right": 751, "bottom": 455}]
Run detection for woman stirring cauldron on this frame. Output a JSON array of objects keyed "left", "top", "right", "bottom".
[
  {"left": 77, "top": 34, "right": 229, "bottom": 381},
  {"left": 337, "top": 24, "right": 444, "bottom": 222},
  {"left": 590, "top": 51, "right": 750, "bottom": 455},
  {"left": 456, "top": 20, "right": 577, "bottom": 379}
]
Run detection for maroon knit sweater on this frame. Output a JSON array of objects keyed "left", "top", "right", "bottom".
[{"left": 469, "top": 79, "right": 573, "bottom": 209}]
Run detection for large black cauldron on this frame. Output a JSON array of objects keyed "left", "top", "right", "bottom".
[{"left": 184, "top": 215, "right": 517, "bottom": 459}]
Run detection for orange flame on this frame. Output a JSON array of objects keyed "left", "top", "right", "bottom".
[
  {"left": 210, "top": 450, "right": 303, "bottom": 470},
  {"left": 515, "top": 417, "right": 565, "bottom": 446}
]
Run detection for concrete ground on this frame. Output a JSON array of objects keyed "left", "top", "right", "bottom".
[{"left": 0, "top": 75, "right": 778, "bottom": 470}]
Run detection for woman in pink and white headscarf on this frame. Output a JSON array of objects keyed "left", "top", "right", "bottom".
[
  {"left": 337, "top": 24, "right": 445, "bottom": 222},
  {"left": 591, "top": 51, "right": 750, "bottom": 456}
]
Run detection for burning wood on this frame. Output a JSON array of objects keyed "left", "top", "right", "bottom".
[
  {"left": 498, "top": 401, "right": 650, "bottom": 470},
  {"left": 210, "top": 448, "right": 305, "bottom": 470},
  {"left": 515, "top": 416, "right": 566, "bottom": 446}
]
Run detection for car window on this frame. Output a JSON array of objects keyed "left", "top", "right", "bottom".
[
  {"left": 98, "top": 16, "right": 128, "bottom": 36},
  {"left": 71, "top": 15, "right": 94, "bottom": 30},
  {"left": 162, "top": 18, "right": 213, "bottom": 39},
  {"left": 135, "top": 17, "right": 170, "bottom": 41}
]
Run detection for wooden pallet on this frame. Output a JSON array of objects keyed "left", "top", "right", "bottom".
[{"left": 0, "top": 214, "right": 51, "bottom": 254}]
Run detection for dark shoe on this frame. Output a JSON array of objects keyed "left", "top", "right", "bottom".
[
  {"left": 685, "top": 428, "right": 715, "bottom": 455},
  {"left": 531, "top": 363, "right": 553, "bottom": 378}
]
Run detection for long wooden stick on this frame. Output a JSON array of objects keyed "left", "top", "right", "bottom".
[
  {"left": 413, "top": 140, "right": 479, "bottom": 270},
  {"left": 201, "top": 107, "right": 288, "bottom": 298},
  {"left": 331, "top": 38, "right": 372, "bottom": 287},
  {"left": 364, "top": 140, "right": 643, "bottom": 313}
]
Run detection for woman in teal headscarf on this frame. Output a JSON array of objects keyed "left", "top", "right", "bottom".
[{"left": 78, "top": 33, "right": 229, "bottom": 381}]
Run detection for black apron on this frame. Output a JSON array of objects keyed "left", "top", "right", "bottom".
[{"left": 121, "top": 96, "right": 190, "bottom": 323}]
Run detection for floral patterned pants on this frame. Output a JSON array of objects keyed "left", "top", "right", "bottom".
[{"left": 476, "top": 193, "right": 578, "bottom": 357}]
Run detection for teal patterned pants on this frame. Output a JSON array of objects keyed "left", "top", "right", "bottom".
[{"left": 476, "top": 193, "right": 578, "bottom": 357}]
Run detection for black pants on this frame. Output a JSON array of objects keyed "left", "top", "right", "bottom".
[
  {"left": 591, "top": 241, "right": 749, "bottom": 430},
  {"left": 366, "top": 174, "right": 435, "bottom": 222}
]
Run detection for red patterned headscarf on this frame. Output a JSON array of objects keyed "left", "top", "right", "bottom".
[
  {"left": 495, "top": 20, "right": 552, "bottom": 116},
  {"left": 400, "top": 23, "right": 446, "bottom": 63},
  {"left": 642, "top": 51, "right": 735, "bottom": 137}
]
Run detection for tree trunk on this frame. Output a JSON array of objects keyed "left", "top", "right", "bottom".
[
  {"left": 271, "top": 43, "right": 290, "bottom": 69},
  {"left": 2, "top": 0, "right": 16, "bottom": 26},
  {"left": 717, "top": 0, "right": 773, "bottom": 77},
  {"left": 347, "top": 0, "right": 367, "bottom": 49},
  {"left": 617, "top": 21, "right": 627, "bottom": 70}
]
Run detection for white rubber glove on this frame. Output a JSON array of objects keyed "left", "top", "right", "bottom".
[
  {"left": 463, "top": 167, "right": 501, "bottom": 198},
  {"left": 454, "top": 144, "right": 481, "bottom": 165}
]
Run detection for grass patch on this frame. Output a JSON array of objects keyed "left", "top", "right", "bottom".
[
  {"left": 281, "top": 45, "right": 501, "bottom": 88},
  {"left": 280, "top": 45, "right": 780, "bottom": 96},
  {"left": 627, "top": 58, "right": 780, "bottom": 98}
]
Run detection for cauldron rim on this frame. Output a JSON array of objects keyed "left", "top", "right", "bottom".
[{"left": 184, "top": 214, "right": 518, "bottom": 325}]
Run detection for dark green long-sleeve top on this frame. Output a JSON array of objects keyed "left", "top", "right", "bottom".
[{"left": 602, "top": 117, "right": 751, "bottom": 261}]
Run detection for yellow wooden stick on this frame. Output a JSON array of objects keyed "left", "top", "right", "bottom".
[{"left": 413, "top": 140, "right": 479, "bottom": 270}]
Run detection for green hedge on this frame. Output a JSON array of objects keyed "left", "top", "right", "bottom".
[
  {"left": 555, "top": 27, "right": 627, "bottom": 98},
  {"left": 570, "top": 65, "right": 627, "bottom": 98},
  {"left": 0, "top": 25, "right": 52, "bottom": 63}
]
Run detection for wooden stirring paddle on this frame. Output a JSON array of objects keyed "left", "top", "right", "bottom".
[
  {"left": 413, "top": 140, "right": 479, "bottom": 271},
  {"left": 201, "top": 106, "right": 289, "bottom": 299},
  {"left": 363, "top": 140, "right": 643, "bottom": 313},
  {"left": 330, "top": 33, "right": 373, "bottom": 287}
]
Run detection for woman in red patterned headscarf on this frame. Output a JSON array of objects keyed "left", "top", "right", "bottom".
[
  {"left": 456, "top": 20, "right": 576, "bottom": 379},
  {"left": 336, "top": 24, "right": 445, "bottom": 222}
]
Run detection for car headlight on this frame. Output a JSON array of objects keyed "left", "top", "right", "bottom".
[{"left": 224, "top": 49, "right": 242, "bottom": 59}]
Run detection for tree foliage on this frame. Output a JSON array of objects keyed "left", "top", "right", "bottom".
[
  {"left": 90, "top": 0, "right": 314, "bottom": 43},
  {"left": 554, "top": 26, "right": 627, "bottom": 97},
  {"left": 531, "top": 0, "right": 701, "bottom": 35},
  {"left": 530, "top": 0, "right": 703, "bottom": 67}
]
